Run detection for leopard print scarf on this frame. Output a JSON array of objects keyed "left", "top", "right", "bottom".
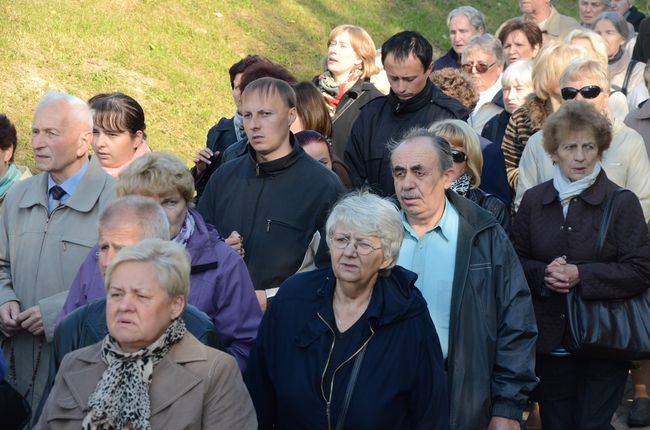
[{"left": 81, "top": 318, "right": 186, "bottom": 430}]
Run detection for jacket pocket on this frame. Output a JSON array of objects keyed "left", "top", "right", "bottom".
[
  {"left": 60, "top": 235, "right": 96, "bottom": 289},
  {"left": 46, "top": 393, "right": 84, "bottom": 422}
]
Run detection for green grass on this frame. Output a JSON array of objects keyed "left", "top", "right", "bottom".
[{"left": 0, "top": 0, "right": 585, "bottom": 170}]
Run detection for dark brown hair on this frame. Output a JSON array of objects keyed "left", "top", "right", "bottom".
[
  {"left": 88, "top": 93, "right": 147, "bottom": 139},
  {"left": 292, "top": 82, "right": 332, "bottom": 138},
  {"left": 0, "top": 114, "right": 17, "bottom": 162},
  {"left": 543, "top": 100, "right": 611, "bottom": 156}
]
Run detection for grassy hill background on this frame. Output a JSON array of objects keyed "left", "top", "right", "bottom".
[{"left": 2, "top": 0, "right": 582, "bottom": 170}]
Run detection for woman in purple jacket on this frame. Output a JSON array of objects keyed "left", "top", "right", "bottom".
[{"left": 58, "top": 153, "right": 262, "bottom": 371}]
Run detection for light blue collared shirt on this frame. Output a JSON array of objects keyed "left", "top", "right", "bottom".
[
  {"left": 47, "top": 160, "right": 89, "bottom": 213},
  {"left": 397, "top": 198, "right": 459, "bottom": 358}
]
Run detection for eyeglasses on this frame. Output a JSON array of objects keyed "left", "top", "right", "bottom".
[
  {"left": 451, "top": 149, "right": 467, "bottom": 163},
  {"left": 330, "top": 234, "right": 381, "bottom": 255},
  {"left": 461, "top": 61, "right": 496, "bottom": 74},
  {"left": 561, "top": 85, "right": 602, "bottom": 100}
]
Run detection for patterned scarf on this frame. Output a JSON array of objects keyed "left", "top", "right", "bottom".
[
  {"left": 173, "top": 211, "right": 195, "bottom": 247},
  {"left": 0, "top": 164, "right": 22, "bottom": 199},
  {"left": 82, "top": 318, "right": 186, "bottom": 430},
  {"left": 450, "top": 174, "right": 472, "bottom": 197},
  {"left": 316, "top": 69, "right": 362, "bottom": 116}
]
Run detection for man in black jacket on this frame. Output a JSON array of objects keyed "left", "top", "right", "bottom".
[
  {"left": 198, "top": 78, "right": 343, "bottom": 312},
  {"left": 192, "top": 55, "right": 270, "bottom": 198},
  {"left": 344, "top": 31, "right": 468, "bottom": 197},
  {"left": 390, "top": 128, "right": 537, "bottom": 430}
]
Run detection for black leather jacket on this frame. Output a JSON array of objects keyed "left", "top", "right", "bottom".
[{"left": 445, "top": 191, "right": 537, "bottom": 428}]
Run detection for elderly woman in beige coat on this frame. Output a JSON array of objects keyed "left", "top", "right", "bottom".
[{"left": 37, "top": 239, "right": 256, "bottom": 430}]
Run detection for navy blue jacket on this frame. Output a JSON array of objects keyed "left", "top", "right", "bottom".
[
  {"left": 479, "top": 134, "right": 512, "bottom": 208},
  {"left": 245, "top": 266, "right": 449, "bottom": 429},
  {"left": 433, "top": 48, "right": 461, "bottom": 71}
]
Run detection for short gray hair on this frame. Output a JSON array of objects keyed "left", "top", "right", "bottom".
[
  {"left": 593, "top": 11, "right": 631, "bottom": 41},
  {"left": 389, "top": 127, "right": 453, "bottom": 174},
  {"left": 447, "top": 6, "right": 486, "bottom": 34},
  {"left": 502, "top": 59, "right": 533, "bottom": 87},
  {"left": 37, "top": 91, "right": 93, "bottom": 130},
  {"left": 462, "top": 34, "right": 505, "bottom": 65},
  {"left": 105, "top": 238, "right": 191, "bottom": 302},
  {"left": 99, "top": 196, "right": 171, "bottom": 241},
  {"left": 325, "top": 190, "right": 403, "bottom": 275},
  {"left": 581, "top": 0, "right": 611, "bottom": 7}
]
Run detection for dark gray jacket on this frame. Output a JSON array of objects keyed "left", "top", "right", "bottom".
[{"left": 445, "top": 191, "right": 537, "bottom": 429}]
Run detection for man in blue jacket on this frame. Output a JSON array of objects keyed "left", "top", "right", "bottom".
[{"left": 391, "top": 128, "right": 538, "bottom": 429}]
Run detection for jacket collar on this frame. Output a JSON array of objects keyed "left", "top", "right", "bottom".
[
  {"left": 295, "top": 266, "right": 424, "bottom": 347},
  {"left": 629, "top": 99, "right": 650, "bottom": 120},
  {"left": 247, "top": 133, "right": 303, "bottom": 176},
  {"left": 345, "top": 78, "right": 377, "bottom": 99},
  {"left": 62, "top": 333, "right": 207, "bottom": 415},
  {"left": 540, "top": 169, "right": 609, "bottom": 207},
  {"left": 18, "top": 157, "right": 112, "bottom": 213},
  {"left": 387, "top": 79, "right": 434, "bottom": 114}
]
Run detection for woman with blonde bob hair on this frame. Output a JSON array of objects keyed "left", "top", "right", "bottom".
[
  {"left": 39, "top": 239, "right": 257, "bottom": 429},
  {"left": 315, "top": 24, "right": 384, "bottom": 158},
  {"left": 430, "top": 119, "right": 511, "bottom": 232},
  {"left": 501, "top": 42, "right": 586, "bottom": 193}
]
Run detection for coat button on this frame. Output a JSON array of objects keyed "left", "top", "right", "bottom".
[
  {"left": 567, "top": 226, "right": 573, "bottom": 231},
  {"left": 560, "top": 313, "right": 566, "bottom": 319},
  {"left": 560, "top": 226, "right": 564, "bottom": 230}
]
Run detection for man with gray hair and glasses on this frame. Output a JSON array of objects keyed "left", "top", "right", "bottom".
[
  {"left": 433, "top": 6, "right": 486, "bottom": 71},
  {"left": 390, "top": 127, "right": 537, "bottom": 429},
  {"left": 0, "top": 91, "right": 115, "bottom": 407}
]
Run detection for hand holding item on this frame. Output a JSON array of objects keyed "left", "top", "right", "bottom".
[
  {"left": 17, "top": 305, "right": 44, "bottom": 336},
  {"left": 193, "top": 148, "right": 219, "bottom": 175},
  {"left": 0, "top": 300, "right": 21, "bottom": 337},
  {"left": 225, "top": 230, "right": 245, "bottom": 257}
]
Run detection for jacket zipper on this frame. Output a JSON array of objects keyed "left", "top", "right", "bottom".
[
  {"left": 265, "top": 218, "right": 303, "bottom": 233},
  {"left": 317, "top": 312, "right": 375, "bottom": 430}
]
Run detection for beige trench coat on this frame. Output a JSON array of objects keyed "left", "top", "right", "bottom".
[
  {"left": 0, "top": 157, "right": 115, "bottom": 406},
  {"left": 36, "top": 332, "right": 257, "bottom": 430}
]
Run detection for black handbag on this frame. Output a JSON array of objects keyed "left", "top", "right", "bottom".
[{"left": 565, "top": 188, "right": 650, "bottom": 360}]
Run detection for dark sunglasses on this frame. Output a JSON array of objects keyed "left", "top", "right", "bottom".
[
  {"left": 561, "top": 85, "right": 602, "bottom": 100},
  {"left": 461, "top": 61, "right": 496, "bottom": 74},
  {"left": 451, "top": 149, "right": 467, "bottom": 163}
]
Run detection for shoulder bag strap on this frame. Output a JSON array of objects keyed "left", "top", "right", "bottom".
[
  {"left": 595, "top": 188, "right": 625, "bottom": 259},
  {"left": 335, "top": 345, "right": 368, "bottom": 430},
  {"left": 621, "top": 61, "right": 639, "bottom": 96}
]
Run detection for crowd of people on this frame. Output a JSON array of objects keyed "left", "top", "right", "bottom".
[{"left": 1, "top": 1, "right": 650, "bottom": 429}]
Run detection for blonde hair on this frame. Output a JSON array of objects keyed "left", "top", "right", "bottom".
[
  {"left": 328, "top": 25, "right": 379, "bottom": 78},
  {"left": 105, "top": 238, "right": 191, "bottom": 303},
  {"left": 117, "top": 152, "right": 195, "bottom": 204},
  {"left": 532, "top": 42, "right": 586, "bottom": 101},
  {"left": 560, "top": 57, "right": 611, "bottom": 92},
  {"left": 429, "top": 119, "right": 483, "bottom": 188},
  {"left": 565, "top": 29, "right": 609, "bottom": 64}
]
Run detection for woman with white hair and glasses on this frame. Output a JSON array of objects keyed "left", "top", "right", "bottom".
[
  {"left": 38, "top": 239, "right": 257, "bottom": 429},
  {"left": 245, "top": 191, "right": 449, "bottom": 429}
]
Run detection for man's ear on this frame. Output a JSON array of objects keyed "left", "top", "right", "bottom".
[
  {"left": 76, "top": 129, "right": 93, "bottom": 158},
  {"left": 288, "top": 107, "right": 297, "bottom": 127},
  {"left": 442, "top": 167, "right": 455, "bottom": 190}
]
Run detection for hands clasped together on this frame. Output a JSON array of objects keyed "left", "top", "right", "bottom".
[
  {"left": 544, "top": 256, "right": 580, "bottom": 294},
  {"left": 0, "top": 301, "right": 44, "bottom": 337}
]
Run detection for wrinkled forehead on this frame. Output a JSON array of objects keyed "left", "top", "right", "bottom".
[{"left": 391, "top": 137, "right": 440, "bottom": 165}]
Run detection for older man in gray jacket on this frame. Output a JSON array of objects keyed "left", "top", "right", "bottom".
[{"left": 0, "top": 92, "right": 115, "bottom": 407}]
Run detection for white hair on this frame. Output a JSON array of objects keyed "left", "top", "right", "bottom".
[
  {"left": 502, "top": 60, "right": 533, "bottom": 87},
  {"left": 37, "top": 91, "right": 93, "bottom": 130}
]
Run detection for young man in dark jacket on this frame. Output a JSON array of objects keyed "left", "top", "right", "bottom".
[
  {"left": 198, "top": 78, "right": 343, "bottom": 312},
  {"left": 391, "top": 128, "right": 538, "bottom": 430},
  {"left": 344, "top": 31, "right": 468, "bottom": 197}
]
